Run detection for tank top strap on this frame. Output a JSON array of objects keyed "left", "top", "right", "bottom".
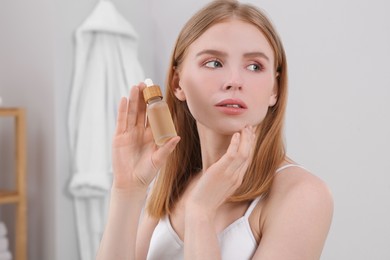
[
  {"left": 275, "top": 164, "right": 307, "bottom": 173},
  {"left": 242, "top": 164, "right": 307, "bottom": 219},
  {"left": 244, "top": 196, "right": 262, "bottom": 218}
]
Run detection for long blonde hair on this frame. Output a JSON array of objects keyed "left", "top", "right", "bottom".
[{"left": 147, "top": 0, "right": 288, "bottom": 218}]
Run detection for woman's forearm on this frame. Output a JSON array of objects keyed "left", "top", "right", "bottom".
[
  {"left": 184, "top": 208, "right": 221, "bottom": 260},
  {"left": 96, "top": 187, "right": 147, "bottom": 260}
]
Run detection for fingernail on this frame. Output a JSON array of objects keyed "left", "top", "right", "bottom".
[{"left": 172, "top": 137, "right": 181, "bottom": 146}]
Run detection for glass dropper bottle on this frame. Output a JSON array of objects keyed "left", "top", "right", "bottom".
[{"left": 143, "top": 78, "right": 177, "bottom": 146}]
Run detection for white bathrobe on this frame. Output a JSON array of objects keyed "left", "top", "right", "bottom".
[{"left": 67, "top": 1, "right": 144, "bottom": 259}]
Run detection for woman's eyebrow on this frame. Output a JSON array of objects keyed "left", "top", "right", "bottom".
[
  {"left": 196, "top": 49, "right": 270, "bottom": 61},
  {"left": 196, "top": 49, "right": 227, "bottom": 57},
  {"left": 244, "top": 52, "right": 270, "bottom": 61}
]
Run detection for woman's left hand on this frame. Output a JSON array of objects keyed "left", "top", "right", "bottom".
[{"left": 186, "top": 125, "right": 255, "bottom": 218}]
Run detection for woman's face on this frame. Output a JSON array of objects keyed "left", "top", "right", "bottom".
[{"left": 175, "top": 19, "right": 277, "bottom": 135}]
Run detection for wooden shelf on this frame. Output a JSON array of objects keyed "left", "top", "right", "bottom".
[
  {"left": 0, "top": 191, "right": 20, "bottom": 204},
  {"left": 0, "top": 107, "right": 27, "bottom": 260},
  {"left": 0, "top": 108, "right": 21, "bottom": 116}
]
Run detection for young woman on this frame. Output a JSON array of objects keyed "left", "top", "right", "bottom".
[{"left": 97, "top": 1, "right": 333, "bottom": 259}]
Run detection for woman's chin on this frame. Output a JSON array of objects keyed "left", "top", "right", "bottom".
[
  {"left": 218, "top": 125, "right": 251, "bottom": 135},
  {"left": 196, "top": 119, "right": 257, "bottom": 136}
]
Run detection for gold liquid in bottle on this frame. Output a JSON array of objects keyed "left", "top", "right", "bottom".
[{"left": 143, "top": 78, "right": 177, "bottom": 146}]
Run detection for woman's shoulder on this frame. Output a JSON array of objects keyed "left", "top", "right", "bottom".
[
  {"left": 252, "top": 163, "right": 334, "bottom": 258},
  {"left": 261, "top": 162, "right": 334, "bottom": 225},
  {"left": 272, "top": 163, "right": 332, "bottom": 201}
]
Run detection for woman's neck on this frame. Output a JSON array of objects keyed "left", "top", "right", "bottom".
[{"left": 197, "top": 125, "right": 233, "bottom": 171}]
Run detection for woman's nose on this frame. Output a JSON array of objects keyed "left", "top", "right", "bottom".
[
  {"left": 224, "top": 84, "right": 242, "bottom": 91},
  {"left": 223, "top": 68, "right": 243, "bottom": 91}
]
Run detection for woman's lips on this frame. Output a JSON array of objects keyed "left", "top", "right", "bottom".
[{"left": 215, "top": 99, "right": 247, "bottom": 115}]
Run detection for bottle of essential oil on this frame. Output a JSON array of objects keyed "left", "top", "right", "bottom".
[{"left": 143, "top": 78, "right": 177, "bottom": 146}]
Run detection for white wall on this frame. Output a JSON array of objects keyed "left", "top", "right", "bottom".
[
  {"left": 0, "top": 1, "right": 56, "bottom": 259},
  {"left": 0, "top": 0, "right": 389, "bottom": 259},
  {"left": 260, "top": 1, "right": 390, "bottom": 259}
]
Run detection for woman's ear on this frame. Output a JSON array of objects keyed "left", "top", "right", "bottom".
[
  {"left": 269, "top": 80, "right": 278, "bottom": 107},
  {"left": 173, "top": 71, "right": 186, "bottom": 101},
  {"left": 269, "top": 93, "right": 277, "bottom": 107}
]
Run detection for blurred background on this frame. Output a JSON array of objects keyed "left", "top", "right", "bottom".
[{"left": 0, "top": 0, "right": 389, "bottom": 259}]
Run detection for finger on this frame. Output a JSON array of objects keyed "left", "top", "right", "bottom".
[
  {"left": 237, "top": 125, "right": 254, "bottom": 159},
  {"left": 235, "top": 126, "right": 256, "bottom": 177},
  {"left": 215, "top": 132, "right": 240, "bottom": 169},
  {"left": 226, "top": 132, "right": 241, "bottom": 155},
  {"left": 151, "top": 136, "right": 181, "bottom": 170},
  {"left": 127, "top": 86, "right": 140, "bottom": 127},
  {"left": 115, "top": 97, "right": 128, "bottom": 135},
  {"left": 222, "top": 127, "right": 253, "bottom": 174},
  {"left": 136, "top": 83, "right": 147, "bottom": 127},
  {"left": 217, "top": 132, "right": 244, "bottom": 172}
]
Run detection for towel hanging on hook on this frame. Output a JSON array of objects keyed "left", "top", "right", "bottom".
[{"left": 67, "top": 1, "right": 144, "bottom": 259}]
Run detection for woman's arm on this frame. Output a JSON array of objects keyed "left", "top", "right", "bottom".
[
  {"left": 97, "top": 187, "right": 147, "bottom": 260},
  {"left": 96, "top": 85, "right": 180, "bottom": 260},
  {"left": 135, "top": 206, "right": 160, "bottom": 259},
  {"left": 253, "top": 168, "right": 334, "bottom": 260}
]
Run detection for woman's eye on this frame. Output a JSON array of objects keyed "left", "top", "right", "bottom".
[
  {"left": 205, "top": 60, "right": 222, "bottom": 68},
  {"left": 247, "top": 64, "right": 262, "bottom": 71}
]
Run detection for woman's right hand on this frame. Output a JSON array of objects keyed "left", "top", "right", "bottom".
[{"left": 112, "top": 83, "right": 180, "bottom": 191}]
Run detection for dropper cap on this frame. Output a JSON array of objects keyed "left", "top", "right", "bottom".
[{"left": 143, "top": 78, "right": 163, "bottom": 103}]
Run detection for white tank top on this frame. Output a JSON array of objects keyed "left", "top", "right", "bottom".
[{"left": 146, "top": 164, "right": 305, "bottom": 260}]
